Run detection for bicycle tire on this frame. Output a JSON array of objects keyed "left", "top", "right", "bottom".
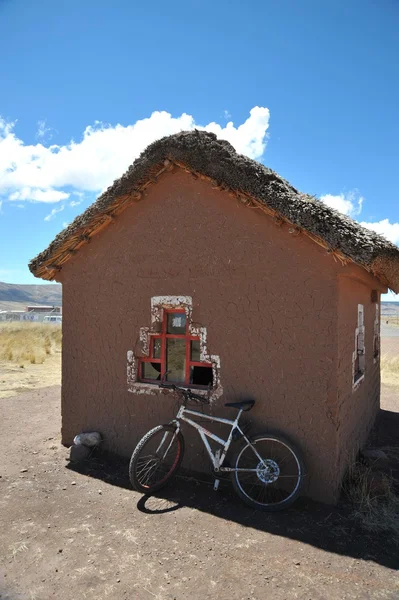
[
  {"left": 231, "top": 432, "right": 305, "bottom": 511},
  {"left": 129, "top": 425, "right": 185, "bottom": 494}
]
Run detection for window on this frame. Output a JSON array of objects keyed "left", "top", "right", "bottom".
[
  {"left": 353, "top": 304, "right": 365, "bottom": 385},
  {"left": 139, "top": 309, "right": 213, "bottom": 388}
]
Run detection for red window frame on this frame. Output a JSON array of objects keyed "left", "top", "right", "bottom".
[{"left": 139, "top": 309, "right": 213, "bottom": 388}]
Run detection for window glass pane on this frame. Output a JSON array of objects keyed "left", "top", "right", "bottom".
[
  {"left": 190, "top": 366, "right": 213, "bottom": 387},
  {"left": 167, "top": 312, "right": 186, "bottom": 335},
  {"left": 191, "top": 340, "right": 201, "bottom": 361},
  {"left": 152, "top": 338, "right": 162, "bottom": 359},
  {"left": 166, "top": 338, "right": 186, "bottom": 382},
  {"left": 142, "top": 362, "right": 161, "bottom": 381}
]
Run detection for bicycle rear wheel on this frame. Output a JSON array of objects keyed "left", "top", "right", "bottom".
[
  {"left": 231, "top": 432, "right": 304, "bottom": 511},
  {"left": 129, "top": 425, "right": 185, "bottom": 494}
]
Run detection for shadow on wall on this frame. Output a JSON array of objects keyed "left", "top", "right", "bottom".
[{"left": 67, "top": 408, "right": 399, "bottom": 572}]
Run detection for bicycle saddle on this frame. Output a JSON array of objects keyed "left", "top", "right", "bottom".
[{"left": 224, "top": 400, "right": 255, "bottom": 412}]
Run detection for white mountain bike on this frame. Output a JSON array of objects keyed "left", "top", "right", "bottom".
[{"left": 129, "top": 383, "right": 305, "bottom": 511}]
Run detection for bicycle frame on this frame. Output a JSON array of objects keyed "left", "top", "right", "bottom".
[{"left": 171, "top": 404, "right": 265, "bottom": 474}]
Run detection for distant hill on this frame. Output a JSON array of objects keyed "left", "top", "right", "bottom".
[
  {"left": 0, "top": 281, "right": 62, "bottom": 312},
  {"left": 382, "top": 301, "right": 399, "bottom": 314}
]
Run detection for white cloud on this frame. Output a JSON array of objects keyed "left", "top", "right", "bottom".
[
  {"left": 69, "top": 199, "right": 82, "bottom": 207},
  {"left": 320, "top": 189, "right": 399, "bottom": 250},
  {"left": 0, "top": 107, "right": 270, "bottom": 204},
  {"left": 62, "top": 221, "right": 69, "bottom": 228},
  {"left": 9, "top": 187, "right": 70, "bottom": 203},
  {"left": 320, "top": 190, "right": 363, "bottom": 217},
  {"left": 360, "top": 218, "right": 399, "bottom": 245},
  {"left": 223, "top": 109, "right": 232, "bottom": 120},
  {"left": 44, "top": 205, "right": 64, "bottom": 222},
  {"left": 204, "top": 106, "right": 269, "bottom": 160}
]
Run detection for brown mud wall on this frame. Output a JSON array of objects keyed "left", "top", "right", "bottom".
[
  {"left": 59, "top": 169, "right": 371, "bottom": 503},
  {"left": 335, "top": 276, "right": 382, "bottom": 483}
]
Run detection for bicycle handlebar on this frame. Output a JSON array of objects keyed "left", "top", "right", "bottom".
[{"left": 159, "top": 382, "right": 210, "bottom": 404}]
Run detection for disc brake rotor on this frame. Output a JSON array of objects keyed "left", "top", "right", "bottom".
[{"left": 256, "top": 459, "right": 280, "bottom": 484}]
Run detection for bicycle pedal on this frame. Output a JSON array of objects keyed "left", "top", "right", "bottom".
[{"left": 213, "top": 479, "right": 220, "bottom": 491}]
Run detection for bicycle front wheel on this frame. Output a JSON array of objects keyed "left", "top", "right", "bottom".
[
  {"left": 129, "top": 425, "right": 184, "bottom": 494},
  {"left": 231, "top": 433, "right": 304, "bottom": 511}
]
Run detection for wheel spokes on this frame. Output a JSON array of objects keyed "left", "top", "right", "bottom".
[
  {"left": 133, "top": 429, "right": 182, "bottom": 490},
  {"left": 235, "top": 437, "right": 302, "bottom": 507}
]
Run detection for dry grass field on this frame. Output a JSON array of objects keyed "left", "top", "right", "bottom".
[
  {"left": 0, "top": 321, "right": 62, "bottom": 365},
  {"left": 382, "top": 317, "right": 399, "bottom": 329},
  {"left": 0, "top": 322, "right": 62, "bottom": 398},
  {"left": 381, "top": 354, "right": 399, "bottom": 386}
]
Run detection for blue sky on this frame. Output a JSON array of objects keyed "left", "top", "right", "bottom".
[{"left": 0, "top": 0, "right": 398, "bottom": 299}]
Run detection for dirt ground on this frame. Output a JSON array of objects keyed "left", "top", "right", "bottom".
[
  {"left": 1, "top": 342, "right": 399, "bottom": 599},
  {"left": 0, "top": 354, "right": 61, "bottom": 399}
]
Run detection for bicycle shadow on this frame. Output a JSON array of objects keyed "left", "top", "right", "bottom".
[{"left": 67, "top": 408, "right": 399, "bottom": 571}]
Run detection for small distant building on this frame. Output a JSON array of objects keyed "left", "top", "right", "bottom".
[
  {"left": 25, "top": 305, "right": 62, "bottom": 313},
  {"left": 0, "top": 305, "right": 62, "bottom": 322},
  {"left": 0, "top": 311, "right": 30, "bottom": 322},
  {"left": 29, "top": 131, "right": 399, "bottom": 504}
]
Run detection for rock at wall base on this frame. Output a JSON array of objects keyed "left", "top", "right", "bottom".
[
  {"left": 362, "top": 448, "right": 388, "bottom": 460},
  {"left": 361, "top": 448, "right": 390, "bottom": 468},
  {"left": 73, "top": 432, "right": 102, "bottom": 447},
  {"left": 70, "top": 444, "right": 91, "bottom": 463}
]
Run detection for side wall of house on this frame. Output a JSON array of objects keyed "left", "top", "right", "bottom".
[
  {"left": 336, "top": 275, "right": 382, "bottom": 482},
  {"left": 59, "top": 168, "right": 343, "bottom": 503}
]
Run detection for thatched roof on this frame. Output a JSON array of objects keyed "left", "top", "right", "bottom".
[{"left": 29, "top": 130, "right": 399, "bottom": 291}]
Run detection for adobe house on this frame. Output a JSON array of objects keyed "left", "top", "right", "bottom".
[{"left": 29, "top": 131, "right": 399, "bottom": 504}]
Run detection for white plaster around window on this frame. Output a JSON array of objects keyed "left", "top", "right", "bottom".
[{"left": 353, "top": 304, "right": 365, "bottom": 391}]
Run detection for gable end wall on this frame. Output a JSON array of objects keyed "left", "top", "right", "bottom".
[{"left": 59, "top": 169, "right": 358, "bottom": 503}]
